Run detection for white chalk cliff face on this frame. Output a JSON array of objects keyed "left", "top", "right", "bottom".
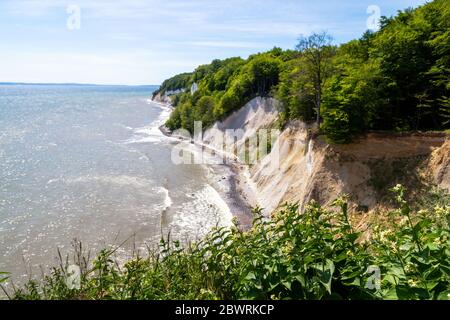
[
  {"left": 201, "top": 97, "right": 450, "bottom": 215},
  {"left": 250, "top": 121, "right": 317, "bottom": 213},
  {"left": 253, "top": 127, "right": 450, "bottom": 213},
  {"left": 152, "top": 92, "right": 173, "bottom": 105},
  {"left": 428, "top": 139, "right": 450, "bottom": 191},
  {"left": 202, "top": 97, "right": 280, "bottom": 158},
  {"left": 191, "top": 82, "right": 199, "bottom": 95}
]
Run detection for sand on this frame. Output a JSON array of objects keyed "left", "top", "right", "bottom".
[{"left": 154, "top": 99, "right": 255, "bottom": 230}]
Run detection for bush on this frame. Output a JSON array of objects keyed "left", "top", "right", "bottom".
[
  {"left": 6, "top": 187, "right": 449, "bottom": 300},
  {"left": 193, "top": 96, "right": 215, "bottom": 128}
]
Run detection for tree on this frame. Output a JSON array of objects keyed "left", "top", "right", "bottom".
[
  {"left": 322, "top": 59, "right": 381, "bottom": 143},
  {"left": 153, "top": 72, "right": 193, "bottom": 98},
  {"left": 296, "top": 32, "right": 335, "bottom": 126},
  {"left": 163, "top": 1, "right": 450, "bottom": 139},
  {"left": 165, "top": 107, "right": 181, "bottom": 131},
  {"left": 218, "top": 73, "right": 252, "bottom": 117},
  {"left": 247, "top": 55, "right": 281, "bottom": 96},
  {"left": 193, "top": 96, "right": 216, "bottom": 127},
  {"left": 276, "top": 58, "right": 317, "bottom": 123}
]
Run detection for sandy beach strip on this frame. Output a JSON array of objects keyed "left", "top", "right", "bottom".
[{"left": 154, "top": 99, "right": 256, "bottom": 230}]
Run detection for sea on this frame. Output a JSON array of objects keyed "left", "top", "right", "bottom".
[{"left": 0, "top": 84, "right": 233, "bottom": 284}]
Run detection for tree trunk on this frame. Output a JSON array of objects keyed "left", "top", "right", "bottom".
[
  {"left": 316, "top": 69, "right": 322, "bottom": 127},
  {"left": 316, "top": 93, "right": 321, "bottom": 126}
]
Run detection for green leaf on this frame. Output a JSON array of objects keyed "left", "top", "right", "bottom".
[
  {"left": 295, "top": 275, "right": 306, "bottom": 287},
  {"left": 0, "top": 272, "right": 9, "bottom": 284},
  {"left": 387, "top": 266, "right": 406, "bottom": 279},
  {"left": 424, "top": 242, "right": 440, "bottom": 251},
  {"left": 382, "top": 288, "right": 399, "bottom": 300},
  {"left": 244, "top": 272, "right": 256, "bottom": 281},
  {"left": 282, "top": 281, "right": 292, "bottom": 290},
  {"left": 343, "top": 277, "right": 361, "bottom": 287},
  {"left": 384, "top": 274, "right": 398, "bottom": 286},
  {"left": 396, "top": 286, "right": 414, "bottom": 300},
  {"left": 437, "top": 290, "right": 450, "bottom": 300},
  {"left": 399, "top": 243, "right": 414, "bottom": 251},
  {"left": 313, "top": 259, "right": 335, "bottom": 294}
]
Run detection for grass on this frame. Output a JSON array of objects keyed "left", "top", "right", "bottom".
[{"left": 2, "top": 186, "right": 449, "bottom": 300}]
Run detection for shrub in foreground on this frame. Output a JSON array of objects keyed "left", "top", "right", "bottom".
[{"left": 3, "top": 186, "right": 450, "bottom": 300}]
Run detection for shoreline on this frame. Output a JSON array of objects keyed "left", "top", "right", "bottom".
[{"left": 153, "top": 98, "right": 255, "bottom": 230}]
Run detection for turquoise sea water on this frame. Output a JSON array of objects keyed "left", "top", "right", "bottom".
[{"left": 0, "top": 85, "right": 232, "bottom": 283}]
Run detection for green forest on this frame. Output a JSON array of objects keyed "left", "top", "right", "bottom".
[{"left": 156, "top": 0, "right": 450, "bottom": 143}]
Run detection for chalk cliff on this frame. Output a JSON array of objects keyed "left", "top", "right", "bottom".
[{"left": 200, "top": 97, "right": 450, "bottom": 215}]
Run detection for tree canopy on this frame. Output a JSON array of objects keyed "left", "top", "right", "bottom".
[{"left": 161, "top": 0, "right": 449, "bottom": 143}]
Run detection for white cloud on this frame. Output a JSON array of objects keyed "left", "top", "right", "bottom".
[
  {"left": 1, "top": 0, "right": 430, "bottom": 84},
  {"left": 182, "top": 40, "right": 268, "bottom": 49}
]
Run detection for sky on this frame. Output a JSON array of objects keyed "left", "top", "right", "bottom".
[{"left": 0, "top": 0, "right": 428, "bottom": 85}]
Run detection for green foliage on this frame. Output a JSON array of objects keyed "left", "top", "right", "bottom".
[
  {"left": 321, "top": 48, "right": 381, "bottom": 143},
  {"left": 165, "top": 107, "right": 181, "bottom": 131},
  {"left": 370, "top": 0, "right": 450, "bottom": 131},
  {"left": 370, "top": 185, "right": 450, "bottom": 299},
  {"left": 0, "top": 272, "right": 9, "bottom": 285},
  {"left": 245, "top": 55, "right": 281, "bottom": 97},
  {"left": 320, "top": 0, "right": 450, "bottom": 142},
  {"left": 152, "top": 72, "right": 193, "bottom": 98},
  {"left": 163, "top": 0, "right": 449, "bottom": 142},
  {"left": 283, "top": 0, "right": 449, "bottom": 142},
  {"left": 276, "top": 58, "right": 316, "bottom": 123},
  {"left": 7, "top": 187, "right": 450, "bottom": 300},
  {"left": 193, "top": 96, "right": 216, "bottom": 128},
  {"left": 295, "top": 32, "right": 336, "bottom": 125},
  {"left": 438, "top": 96, "right": 450, "bottom": 126},
  {"left": 165, "top": 50, "right": 285, "bottom": 133}
]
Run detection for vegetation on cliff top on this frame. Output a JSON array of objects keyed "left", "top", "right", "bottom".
[
  {"left": 158, "top": 0, "right": 450, "bottom": 143},
  {"left": 3, "top": 186, "right": 449, "bottom": 300}
]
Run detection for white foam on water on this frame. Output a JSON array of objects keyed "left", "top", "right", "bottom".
[
  {"left": 159, "top": 186, "right": 173, "bottom": 211},
  {"left": 64, "top": 175, "right": 155, "bottom": 189},
  {"left": 123, "top": 101, "right": 175, "bottom": 145},
  {"left": 169, "top": 184, "right": 233, "bottom": 240}
]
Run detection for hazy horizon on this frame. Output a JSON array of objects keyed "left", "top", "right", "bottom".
[{"left": 0, "top": 82, "right": 160, "bottom": 86}]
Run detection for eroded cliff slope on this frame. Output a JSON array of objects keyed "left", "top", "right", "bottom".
[{"left": 201, "top": 97, "right": 450, "bottom": 214}]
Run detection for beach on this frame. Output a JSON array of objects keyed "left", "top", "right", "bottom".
[
  {"left": 155, "top": 99, "right": 256, "bottom": 230},
  {"left": 0, "top": 85, "right": 239, "bottom": 284}
]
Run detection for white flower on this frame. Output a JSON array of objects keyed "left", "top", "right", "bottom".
[
  {"left": 400, "top": 216, "right": 409, "bottom": 226},
  {"left": 407, "top": 279, "right": 418, "bottom": 287},
  {"left": 417, "top": 209, "right": 429, "bottom": 216}
]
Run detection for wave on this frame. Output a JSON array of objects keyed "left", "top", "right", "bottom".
[
  {"left": 159, "top": 186, "right": 173, "bottom": 212},
  {"left": 168, "top": 184, "right": 233, "bottom": 239},
  {"left": 123, "top": 101, "right": 174, "bottom": 145},
  {"left": 64, "top": 175, "right": 155, "bottom": 189}
]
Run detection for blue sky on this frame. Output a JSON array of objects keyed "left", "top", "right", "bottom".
[{"left": 0, "top": 0, "right": 428, "bottom": 85}]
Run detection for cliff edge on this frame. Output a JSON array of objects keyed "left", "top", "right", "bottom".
[{"left": 201, "top": 97, "right": 450, "bottom": 215}]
